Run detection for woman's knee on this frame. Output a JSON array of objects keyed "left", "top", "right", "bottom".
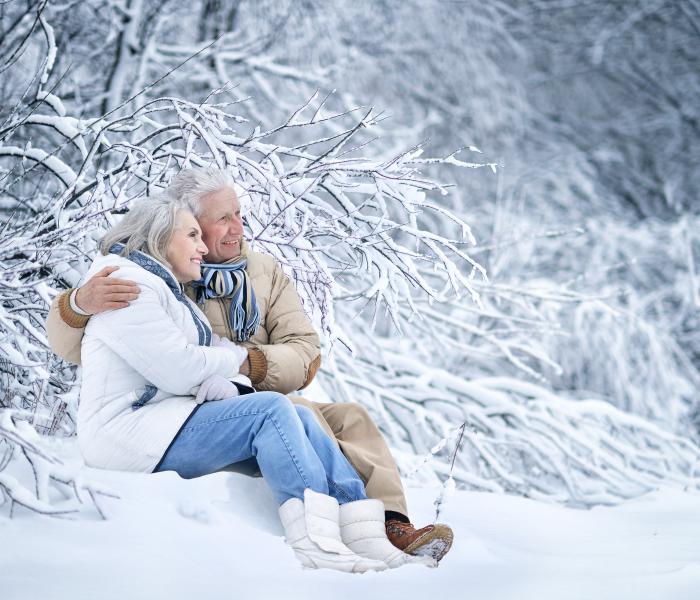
[
  {"left": 294, "top": 404, "right": 315, "bottom": 421},
  {"left": 253, "top": 391, "right": 295, "bottom": 416},
  {"left": 294, "top": 405, "right": 319, "bottom": 430}
]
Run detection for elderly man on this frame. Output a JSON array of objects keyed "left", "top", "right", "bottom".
[{"left": 47, "top": 167, "right": 453, "bottom": 562}]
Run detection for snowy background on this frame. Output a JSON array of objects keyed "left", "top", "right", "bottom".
[{"left": 1, "top": 1, "right": 699, "bottom": 597}]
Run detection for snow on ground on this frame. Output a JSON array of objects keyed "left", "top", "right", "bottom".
[{"left": 2, "top": 456, "right": 699, "bottom": 600}]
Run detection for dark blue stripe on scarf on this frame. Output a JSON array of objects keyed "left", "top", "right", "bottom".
[{"left": 191, "top": 260, "right": 260, "bottom": 342}]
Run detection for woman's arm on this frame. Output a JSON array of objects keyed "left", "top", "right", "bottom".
[
  {"left": 46, "top": 267, "right": 140, "bottom": 365},
  {"left": 87, "top": 271, "right": 241, "bottom": 395}
]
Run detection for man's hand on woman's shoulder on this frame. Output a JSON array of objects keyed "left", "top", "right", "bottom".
[{"left": 75, "top": 266, "right": 140, "bottom": 315}]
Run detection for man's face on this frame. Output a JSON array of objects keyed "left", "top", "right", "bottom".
[{"left": 197, "top": 187, "right": 244, "bottom": 263}]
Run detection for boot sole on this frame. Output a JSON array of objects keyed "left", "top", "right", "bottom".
[{"left": 404, "top": 524, "right": 454, "bottom": 562}]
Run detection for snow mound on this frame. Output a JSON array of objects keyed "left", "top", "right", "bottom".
[{"left": 2, "top": 464, "right": 699, "bottom": 600}]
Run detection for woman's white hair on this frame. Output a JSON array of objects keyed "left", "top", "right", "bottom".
[
  {"left": 167, "top": 167, "right": 237, "bottom": 215},
  {"left": 100, "top": 193, "right": 196, "bottom": 265}
]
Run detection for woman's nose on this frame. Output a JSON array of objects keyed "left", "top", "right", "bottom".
[{"left": 198, "top": 240, "right": 208, "bottom": 255}]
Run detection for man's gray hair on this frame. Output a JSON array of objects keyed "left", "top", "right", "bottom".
[
  {"left": 167, "top": 167, "right": 235, "bottom": 215},
  {"left": 100, "top": 193, "right": 196, "bottom": 265}
]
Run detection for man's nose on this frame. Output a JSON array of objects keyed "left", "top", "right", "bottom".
[{"left": 230, "top": 216, "right": 244, "bottom": 234}]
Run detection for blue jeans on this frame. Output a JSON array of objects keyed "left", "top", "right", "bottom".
[{"left": 154, "top": 391, "right": 368, "bottom": 505}]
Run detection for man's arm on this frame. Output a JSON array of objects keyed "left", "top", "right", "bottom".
[
  {"left": 245, "top": 264, "right": 321, "bottom": 394},
  {"left": 45, "top": 266, "right": 140, "bottom": 365},
  {"left": 46, "top": 290, "right": 89, "bottom": 364}
]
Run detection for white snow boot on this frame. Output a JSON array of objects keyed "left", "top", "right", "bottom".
[
  {"left": 279, "top": 489, "right": 387, "bottom": 573},
  {"left": 339, "top": 499, "right": 438, "bottom": 568}
]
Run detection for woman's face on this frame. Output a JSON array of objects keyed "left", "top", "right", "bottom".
[{"left": 165, "top": 210, "right": 208, "bottom": 283}]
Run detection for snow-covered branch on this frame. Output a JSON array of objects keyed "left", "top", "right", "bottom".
[
  {"left": 0, "top": 411, "right": 117, "bottom": 518},
  {"left": 1, "top": 0, "right": 698, "bottom": 517}
]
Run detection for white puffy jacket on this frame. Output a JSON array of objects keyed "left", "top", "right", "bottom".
[{"left": 78, "top": 252, "right": 244, "bottom": 472}]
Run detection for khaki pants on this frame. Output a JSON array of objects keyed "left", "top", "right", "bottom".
[{"left": 290, "top": 396, "right": 408, "bottom": 517}]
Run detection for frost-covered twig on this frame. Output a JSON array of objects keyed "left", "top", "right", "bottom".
[
  {"left": 320, "top": 348, "right": 700, "bottom": 508},
  {"left": 2, "top": 0, "right": 699, "bottom": 516},
  {"left": 0, "top": 411, "right": 117, "bottom": 519},
  {"left": 433, "top": 421, "right": 466, "bottom": 522}
]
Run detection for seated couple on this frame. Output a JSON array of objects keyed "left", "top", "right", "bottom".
[{"left": 46, "top": 168, "right": 453, "bottom": 572}]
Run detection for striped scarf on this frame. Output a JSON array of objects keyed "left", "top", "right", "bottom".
[{"left": 191, "top": 256, "right": 260, "bottom": 342}]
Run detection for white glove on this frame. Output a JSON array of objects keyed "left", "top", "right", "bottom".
[
  {"left": 212, "top": 333, "right": 249, "bottom": 368},
  {"left": 190, "top": 374, "right": 240, "bottom": 404}
]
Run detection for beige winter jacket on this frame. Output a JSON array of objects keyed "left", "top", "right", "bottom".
[{"left": 46, "top": 241, "right": 322, "bottom": 394}]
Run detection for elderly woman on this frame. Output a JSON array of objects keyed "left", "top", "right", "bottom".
[{"left": 77, "top": 194, "right": 423, "bottom": 572}]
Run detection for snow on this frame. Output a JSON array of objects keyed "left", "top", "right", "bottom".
[
  {"left": 0, "top": 145, "right": 76, "bottom": 187},
  {"left": 2, "top": 4, "right": 700, "bottom": 598},
  {"left": 1, "top": 450, "right": 698, "bottom": 600}
]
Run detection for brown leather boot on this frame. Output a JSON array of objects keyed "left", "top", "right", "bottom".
[{"left": 385, "top": 520, "right": 454, "bottom": 562}]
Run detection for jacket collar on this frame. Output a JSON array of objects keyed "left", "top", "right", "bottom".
[{"left": 108, "top": 244, "right": 183, "bottom": 296}]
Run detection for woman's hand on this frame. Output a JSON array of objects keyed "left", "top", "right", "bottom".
[
  {"left": 212, "top": 333, "right": 249, "bottom": 367},
  {"left": 190, "top": 374, "right": 240, "bottom": 404}
]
